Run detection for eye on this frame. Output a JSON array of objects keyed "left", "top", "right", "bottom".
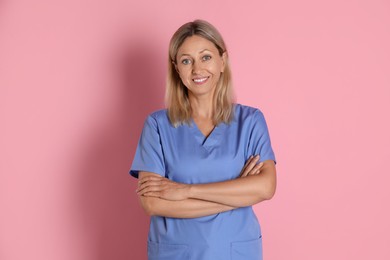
[
  {"left": 181, "top": 58, "right": 192, "bottom": 65},
  {"left": 202, "top": 55, "right": 212, "bottom": 61}
]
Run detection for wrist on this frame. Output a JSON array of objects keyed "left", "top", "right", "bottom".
[{"left": 186, "top": 184, "right": 196, "bottom": 199}]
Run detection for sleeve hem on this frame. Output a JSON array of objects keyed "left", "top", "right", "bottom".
[
  {"left": 129, "top": 168, "right": 165, "bottom": 179},
  {"left": 259, "top": 157, "right": 277, "bottom": 165}
]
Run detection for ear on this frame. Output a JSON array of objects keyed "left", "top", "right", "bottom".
[
  {"left": 173, "top": 61, "right": 179, "bottom": 74},
  {"left": 221, "top": 52, "right": 227, "bottom": 73}
]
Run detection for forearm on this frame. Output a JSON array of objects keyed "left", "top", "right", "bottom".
[
  {"left": 136, "top": 161, "right": 276, "bottom": 210},
  {"left": 188, "top": 164, "right": 276, "bottom": 207},
  {"left": 139, "top": 196, "right": 236, "bottom": 218}
]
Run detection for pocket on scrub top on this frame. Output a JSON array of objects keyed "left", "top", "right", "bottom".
[
  {"left": 231, "top": 236, "right": 263, "bottom": 260},
  {"left": 147, "top": 240, "right": 189, "bottom": 260}
]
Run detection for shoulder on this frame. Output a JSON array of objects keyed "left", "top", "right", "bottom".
[
  {"left": 233, "top": 103, "right": 264, "bottom": 121},
  {"left": 145, "top": 108, "right": 171, "bottom": 127},
  {"left": 234, "top": 104, "right": 272, "bottom": 137},
  {"left": 149, "top": 108, "right": 168, "bottom": 120}
]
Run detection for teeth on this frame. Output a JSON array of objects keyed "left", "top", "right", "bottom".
[{"left": 193, "top": 77, "right": 207, "bottom": 83}]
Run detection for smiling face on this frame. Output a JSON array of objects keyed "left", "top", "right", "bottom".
[{"left": 175, "top": 35, "right": 226, "bottom": 99}]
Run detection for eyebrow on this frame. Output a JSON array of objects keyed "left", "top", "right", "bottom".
[{"left": 178, "top": 49, "right": 211, "bottom": 57}]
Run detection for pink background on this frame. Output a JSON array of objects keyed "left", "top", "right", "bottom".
[{"left": 1, "top": 0, "right": 389, "bottom": 259}]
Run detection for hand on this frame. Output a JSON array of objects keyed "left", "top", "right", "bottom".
[
  {"left": 239, "top": 155, "right": 264, "bottom": 178},
  {"left": 136, "top": 175, "right": 190, "bottom": 201}
]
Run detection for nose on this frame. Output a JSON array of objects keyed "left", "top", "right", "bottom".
[{"left": 192, "top": 60, "right": 202, "bottom": 74}]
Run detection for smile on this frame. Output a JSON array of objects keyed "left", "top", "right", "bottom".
[{"left": 192, "top": 77, "right": 209, "bottom": 84}]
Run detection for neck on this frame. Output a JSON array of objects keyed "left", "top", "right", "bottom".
[{"left": 188, "top": 93, "right": 214, "bottom": 119}]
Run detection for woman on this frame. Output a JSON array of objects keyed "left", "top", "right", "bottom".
[{"left": 130, "top": 19, "right": 277, "bottom": 260}]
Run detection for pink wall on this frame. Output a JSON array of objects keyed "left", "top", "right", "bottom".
[{"left": 1, "top": 0, "right": 389, "bottom": 259}]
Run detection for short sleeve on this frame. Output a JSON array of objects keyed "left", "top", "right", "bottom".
[
  {"left": 129, "top": 115, "right": 166, "bottom": 178},
  {"left": 247, "top": 109, "right": 277, "bottom": 165}
]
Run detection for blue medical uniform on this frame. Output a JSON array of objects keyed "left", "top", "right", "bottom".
[{"left": 130, "top": 103, "right": 276, "bottom": 260}]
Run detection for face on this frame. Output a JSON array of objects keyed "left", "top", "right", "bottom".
[{"left": 175, "top": 35, "right": 226, "bottom": 99}]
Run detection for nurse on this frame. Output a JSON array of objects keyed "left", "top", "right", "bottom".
[{"left": 130, "top": 19, "right": 277, "bottom": 260}]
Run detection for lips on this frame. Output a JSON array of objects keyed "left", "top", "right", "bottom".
[{"left": 192, "top": 76, "right": 209, "bottom": 84}]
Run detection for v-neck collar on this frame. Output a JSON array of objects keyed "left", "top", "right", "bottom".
[{"left": 189, "top": 118, "right": 226, "bottom": 149}]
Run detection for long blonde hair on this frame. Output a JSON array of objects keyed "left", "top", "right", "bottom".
[{"left": 165, "top": 19, "right": 235, "bottom": 127}]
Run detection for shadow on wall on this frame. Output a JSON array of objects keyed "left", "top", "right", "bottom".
[{"left": 75, "top": 37, "right": 165, "bottom": 260}]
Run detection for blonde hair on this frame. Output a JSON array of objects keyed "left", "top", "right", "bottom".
[{"left": 165, "top": 19, "right": 235, "bottom": 127}]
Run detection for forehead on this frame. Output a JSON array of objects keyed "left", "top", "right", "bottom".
[{"left": 177, "top": 35, "right": 218, "bottom": 55}]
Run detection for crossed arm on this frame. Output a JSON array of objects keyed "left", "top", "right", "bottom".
[{"left": 135, "top": 155, "right": 277, "bottom": 218}]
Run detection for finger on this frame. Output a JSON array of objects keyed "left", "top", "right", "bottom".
[
  {"left": 244, "top": 155, "right": 254, "bottom": 167},
  {"left": 247, "top": 170, "right": 259, "bottom": 176},
  {"left": 137, "top": 184, "right": 165, "bottom": 195},
  {"left": 241, "top": 155, "right": 260, "bottom": 177},
  {"left": 137, "top": 180, "right": 164, "bottom": 193},
  {"left": 138, "top": 175, "right": 164, "bottom": 183},
  {"left": 138, "top": 178, "right": 166, "bottom": 190},
  {"left": 248, "top": 162, "right": 264, "bottom": 176},
  {"left": 138, "top": 176, "right": 163, "bottom": 186},
  {"left": 138, "top": 178, "right": 164, "bottom": 188},
  {"left": 255, "top": 161, "right": 264, "bottom": 171},
  {"left": 240, "top": 155, "right": 257, "bottom": 177},
  {"left": 142, "top": 191, "right": 161, "bottom": 198},
  {"left": 239, "top": 155, "right": 254, "bottom": 176}
]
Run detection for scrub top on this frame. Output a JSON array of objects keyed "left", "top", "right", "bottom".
[{"left": 130, "top": 103, "right": 276, "bottom": 260}]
